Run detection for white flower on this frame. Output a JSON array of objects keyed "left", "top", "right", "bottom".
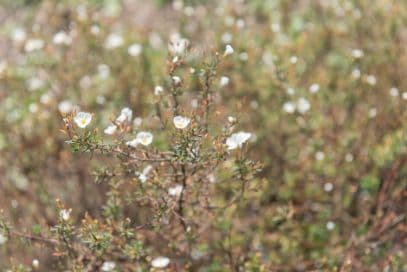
[
  {"left": 128, "top": 43, "right": 143, "bottom": 57},
  {"left": 53, "top": 31, "right": 72, "bottom": 45},
  {"left": 228, "top": 116, "right": 236, "bottom": 123},
  {"left": 136, "top": 165, "right": 153, "bottom": 183},
  {"left": 104, "top": 33, "right": 124, "bottom": 49},
  {"left": 11, "top": 27, "right": 26, "bottom": 42},
  {"left": 271, "top": 23, "right": 280, "bottom": 33},
  {"left": 97, "top": 64, "right": 110, "bottom": 80},
  {"left": 24, "top": 39, "right": 44, "bottom": 52},
  {"left": 101, "top": 261, "right": 116, "bottom": 272},
  {"left": 0, "top": 233, "right": 7, "bottom": 245},
  {"left": 365, "top": 75, "right": 377, "bottom": 86},
  {"left": 345, "top": 153, "right": 354, "bottom": 162},
  {"left": 104, "top": 125, "right": 117, "bottom": 135},
  {"left": 172, "top": 76, "right": 182, "bottom": 85},
  {"left": 32, "top": 259, "right": 40, "bottom": 268},
  {"left": 226, "top": 131, "right": 251, "bottom": 150},
  {"left": 59, "top": 209, "right": 71, "bottom": 221},
  {"left": 402, "top": 92, "right": 407, "bottom": 100},
  {"left": 173, "top": 116, "right": 191, "bottom": 129},
  {"left": 29, "top": 103, "right": 38, "bottom": 113},
  {"left": 369, "top": 107, "right": 377, "bottom": 118},
  {"left": 90, "top": 25, "right": 100, "bottom": 35},
  {"left": 116, "top": 107, "right": 133, "bottom": 124},
  {"left": 352, "top": 49, "right": 364, "bottom": 58},
  {"left": 290, "top": 56, "right": 298, "bottom": 64},
  {"left": 74, "top": 112, "right": 92, "bottom": 128},
  {"left": 283, "top": 102, "right": 296, "bottom": 114},
  {"left": 127, "top": 132, "right": 153, "bottom": 147},
  {"left": 326, "top": 221, "right": 335, "bottom": 231},
  {"left": 154, "top": 85, "right": 164, "bottom": 95},
  {"left": 224, "top": 44, "right": 234, "bottom": 56},
  {"left": 168, "top": 37, "right": 189, "bottom": 55},
  {"left": 286, "top": 87, "right": 295, "bottom": 95},
  {"left": 315, "top": 151, "right": 325, "bottom": 161},
  {"left": 221, "top": 32, "right": 233, "bottom": 44},
  {"left": 133, "top": 117, "right": 142, "bottom": 127},
  {"left": 58, "top": 100, "right": 73, "bottom": 114},
  {"left": 220, "top": 76, "right": 230, "bottom": 87},
  {"left": 309, "top": 83, "right": 320, "bottom": 93},
  {"left": 351, "top": 68, "right": 361, "bottom": 79},
  {"left": 297, "top": 97, "right": 311, "bottom": 114},
  {"left": 151, "top": 256, "right": 170, "bottom": 268},
  {"left": 168, "top": 185, "right": 183, "bottom": 197},
  {"left": 389, "top": 87, "right": 399, "bottom": 97},
  {"left": 27, "top": 77, "right": 44, "bottom": 91},
  {"left": 324, "top": 182, "right": 334, "bottom": 192}
]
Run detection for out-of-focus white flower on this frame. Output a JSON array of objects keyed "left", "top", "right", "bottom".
[
  {"left": 96, "top": 95, "right": 106, "bottom": 105},
  {"left": 239, "top": 52, "right": 248, "bottom": 61},
  {"left": 224, "top": 44, "right": 234, "bottom": 56},
  {"left": 97, "top": 64, "right": 110, "bottom": 80},
  {"left": 184, "top": 6, "right": 195, "bottom": 16},
  {"left": 345, "top": 153, "right": 354, "bottom": 162},
  {"left": 151, "top": 256, "right": 170, "bottom": 268},
  {"left": 324, "top": 182, "right": 334, "bottom": 192},
  {"left": 136, "top": 131, "right": 153, "bottom": 146},
  {"left": 315, "top": 151, "right": 325, "bottom": 161},
  {"left": 116, "top": 107, "right": 133, "bottom": 124},
  {"left": 283, "top": 101, "right": 296, "bottom": 114},
  {"left": 228, "top": 116, "right": 236, "bottom": 123},
  {"left": 24, "top": 39, "right": 44, "bottom": 52},
  {"left": 27, "top": 77, "right": 44, "bottom": 91},
  {"left": 104, "top": 125, "right": 117, "bottom": 135},
  {"left": 126, "top": 139, "right": 139, "bottom": 147},
  {"left": 28, "top": 103, "right": 38, "bottom": 113},
  {"left": 136, "top": 165, "right": 153, "bottom": 183},
  {"left": 226, "top": 131, "right": 251, "bottom": 150},
  {"left": 168, "top": 184, "right": 183, "bottom": 197},
  {"left": 32, "top": 259, "right": 39, "bottom": 269},
  {"left": 389, "top": 87, "right": 399, "bottom": 97},
  {"left": 309, "top": 83, "right": 320, "bottom": 93},
  {"left": 172, "top": 76, "right": 182, "bottom": 85},
  {"left": 53, "top": 31, "right": 72, "bottom": 45},
  {"left": 286, "top": 87, "right": 295, "bottom": 95},
  {"left": 352, "top": 49, "right": 364, "bottom": 58},
  {"left": 128, "top": 43, "right": 143, "bottom": 57},
  {"left": 402, "top": 92, "right": 407, "bottom": 100},
  {"left": 297, "top": 97, "right": 311, "bottom": 114},
  {"left": 236, "top": 19, "right": 245, "bottom": 29},
  {"left": 58, "top": 100, "right": 73, "bottom": 115},
  {"left": 351, "top": 68, "right": 361, "bottom": 79},
  {"left": 173, "top": 116, "right": 191, "bottom": 129},
  {"left": 101, "top": 261, "right": 116, "bottom": 272},
  {"left": 90, "top": 25, "right": 100, "bottom": 35},
  {"left": 40, "top": 93, "right": 52, "bottom": 105},
  {"left": 59, "top": 209, "right": 71, "bottom": 221},
  {"left": 326, "top": 221, "right": 335, "bottom": 231},
  {"left": 154, "top": 85, "right": 164, "bottom": 95},
  {"left": 221, "top": 32, "right": 233, "bottom": 44},
  {"left": 149, "top": 32, "right": 163, "bottom": 49},
  {"left": 369, "top": 107, "right": 377, "bottom": 118},
  {"left": 0, "top": 233, "right": 7, "bottom": 245},
  {"left": 271, "top": 23, "right": 281, "bottom": 33},
  {"left": 168, "top": 37, "right": 189, "bottom": 56},
  {"left": 133, "top": 117, "right": 142, "bottom": 127},
  {"left": 290, "top": 56, "right": 298, "bottom": 64},
  {"left": 104, "top": 33, "right": 124, "bottom": 49},
  {"left": 220, "top": 76, "right": 230, "bottom": 87},
  {"left": 74, "top": 112, "right": 92, "bottom": 128},
  {"left": 191, "top": 99, "right": 198, "bottom": 108},
  {"left": 365, "top": 75, "right": 377, "bottom": 86},
  {"left": 11, "top": 27, "right": 26, "bottom": 42}
]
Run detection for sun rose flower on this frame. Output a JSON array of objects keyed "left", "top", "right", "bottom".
[
  {"left": 173, "top": 116, "right": 191, "bottom": 129},
  {"left": 224, "top": 44, "right": 234, "bottom": 56},
  {"left": 116, "top": 107, "right": 133, "bottom": 124},
  {"left": 104, "top": 125, "right": 117, "bottom": 135},
  {"left": 151, "top": 256, "right": 170, "bottom": 268},
  {"left": 59, "top": 209, "right": 71, "bottom": 221},
  {"left": 73, "top": 112, "right": 92, "bottom": 128},
  {"left": 168, "top": 185, "right": 183, "bottom": 197},
  {"left": 127, "top": 132, "right": 153, "bottom": 147},
  {"left": 101, "top": 261, "right": 116, "bottom": 272},
  {"left": 226, "top": 131, "right": 251, "bottom": 150}
]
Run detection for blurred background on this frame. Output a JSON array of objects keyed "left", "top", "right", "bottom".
[{"left": 0, "top": 0, "right": 406, "bottom": 270}]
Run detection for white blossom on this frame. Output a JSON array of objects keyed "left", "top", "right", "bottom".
[
  {"left": 226, "top": 131, "right": 251, "bottom": 150},
  {"left": 73, "top": 112, "right": 92, "bottom": 128},
  {"left": 133, "top": 131, "right": 153, "bottom": 146},
  {"left": 389, "top": 87, "right": 399, "bottom": 97},
  {"left": 27, "top": 77, "right": 44, "bottom": 91},
  {"left": 283, "top": 101, "right": 296, "bottom": 114},
  {"left": 59, "top": 209, "right": 71, "bottom": 221},
  {"left": 151, "top": 256, "right": 170, "bottom": 268},
  {"left": 0, "top": 233, "right": 7, "bottom": 245},
  {"left": 324, "top": 182, "right": 334, "bottom": 192},
  {"left": 24, "top": 39, "right": 44, "bottom": 52},
  {"left": 290, "top": 56, "right": 298, "bottom": 64},
  {"left": 168, "top": 37, "right": 189, "bottom": 56},
  {"left": 58, "top": 100, "right": 73, "bottom": 115},
  {"left": 365, "top": 75, "right": 377, "bottom": 86},
  {"left": 154, "top": 85, "right": 164, "bottom": 96},
  {"left": 104, "top": 125, "right": 117, "bottom": 135},
  {"left": 32, "top": 259, "right": 40, "bottom": 268},
  {"left": 128, "top": 43, "right": 143, "bottom": 57},
  {"left": 101, "top": 261, "right": 116, "bottom": 272},
  {"left": 97, "top": 64, "right": 110, "bottom": 80},
  {"left": 221, "top": 32, "right": 233, "bottom": 44},
  {"left": 224, "top": 44, "right": 234, "bottom": 56},
  {"left": 136, "top": 165, "right": 153, "bottom": 183},
  {"left": 315, "top": 151, "right": 325, "bottom": 161},
  {"left": 11, "top": 27, "right": 26, "bottom": 42},
  {"left": 53, "top": 31, "right": 72, "bottom": 45},
  {"left": 173, "top": 116, "right": 191, "bottom": 129},
  {"left": 172, "top": 76, "right": 181, "bottom": 85},
  {"left": 220, "top": 76, "right": 230, "bottom": 87},
  {"left": 309, "top": 83, "right": 320, "bottom": 93},
  {"left": 133, "top": 117, "right": 142, "bottom": 127},
  {"left": 168, "top": 185, "right": 183, "bottom": 197},
  {"left": 228, "top": 116, "right": 236, "bottom": 123},
  {"left": 90, "top": 25, "right": 100, "bottom": 35},
  {"left": 402, "top": 92, "right": 407, "bottom": 100},
  {"left": 352, "top": 49, "right": 364, "bottom": 58},
  {"left": 351, "top": 68, "right": 361, "bottom": 79},
  {"left": 271, "top": 23, "right": 281, "bottom": 33},
  {"left": 326, "top": 221, "right": 336, "bottom": 231},
  {"left": 116, "top": 107, "right": 133, "bottom": 124},
  {"left": 104, "top": 33, "right": 124, "bottom": 49},
  {"left": 297, "top": 97, "right": 311, "bottom": 114}
]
